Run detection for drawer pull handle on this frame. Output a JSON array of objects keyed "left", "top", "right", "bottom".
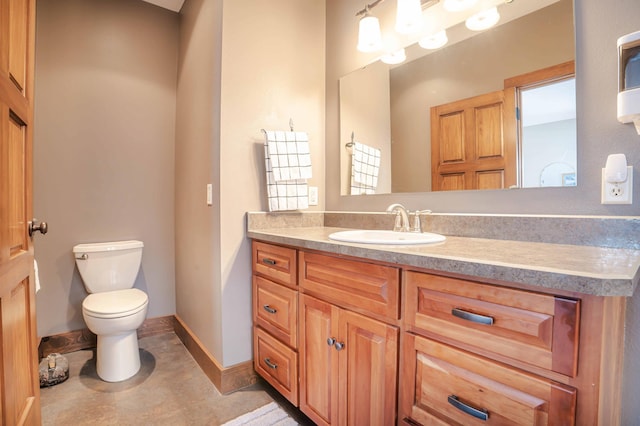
[
  {"left": 262, "top": 258, "right": 277, "bottom": 266},
  {"left": 334, "top": 341, "right": 345, "bottom": 351},
  {"left": 327, "top": 337, "right": 336, "bottom": 346},
  {"left": 452, "top": 308, "right": 494, "bottom": 325},
  {"left": 263, "top": 305, "right": 277, "bottom": 314},
  {"left": 264, "top": 358, "right": 278, "bottom": 369},
  {"left": 448, "top": 395, "right": 488, "bottom": 421}
]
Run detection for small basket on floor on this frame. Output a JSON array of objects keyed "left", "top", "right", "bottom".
[{"left": 39, "top": 353, "right": 69, "bottom": 387}]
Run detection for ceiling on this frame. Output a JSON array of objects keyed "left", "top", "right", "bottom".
[{"left": 141, "top": 0, "right": 184, "bottom": 13}]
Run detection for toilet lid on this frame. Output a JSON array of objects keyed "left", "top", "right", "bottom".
[{"left": 83, "top": 288, "right": 148, "bottom": 318}]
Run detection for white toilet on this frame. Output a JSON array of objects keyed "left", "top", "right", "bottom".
[{"left": 73, "top": 240, "right": 149, "bottom": 382}]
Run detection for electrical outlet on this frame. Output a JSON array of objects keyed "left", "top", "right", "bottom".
[
  {"left": 308, "top": 186, "right": 318, "bottom": 206},
  {"left": 601, "top": 167, "right": 633, "bottom": 204}
]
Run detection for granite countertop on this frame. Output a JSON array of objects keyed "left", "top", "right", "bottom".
[{"left": 247, "top": 226, "right": 640, "bottom": 297}]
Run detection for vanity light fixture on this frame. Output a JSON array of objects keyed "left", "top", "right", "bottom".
[
  {"left": 380, "top": 48, "right": 407, "bottom": 64},
  {"left": 395, "top": 0, "right": 423, "bottom": 35},
  {"left": 419, "top": 29, "right": 448, "bottom": 49},
  {"left": 357, "top": 5, "right": 384, "bottom": 52},
  {"left": 465, "top": 7, "right": 500, "bottom": 31},
  {"left": 442, "top": 0, "right": 478, "bottom": 12}
]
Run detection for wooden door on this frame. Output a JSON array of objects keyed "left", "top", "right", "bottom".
[
  {"left": 431, "top": 88, "right": 517, "bottom": 191},
  {"left": 338, "top": 309, "right": 398, "bottom": 426},
  {"left": 299, "top": 294, "right": 339, "bottom": 426},
  {"left": 0, "top": 0, "right": 41, "bottom": 425}
]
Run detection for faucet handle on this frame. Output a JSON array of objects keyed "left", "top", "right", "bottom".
[
  {"left": 392, "top": 212, "right": 404, "bottom": 232},
  {"left": 410, "top": 210, "right": 432, "bottom": 233}
]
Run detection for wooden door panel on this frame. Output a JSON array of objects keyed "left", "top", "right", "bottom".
[
  {"left": 438, "top": 173, "right": 465, "bottom": 191},
  {"left": 8, "top": 0, "right": 29, "bottom": 92},
  {"left": 8, "top": 114, "right": 26, "bottom": 254},
  {"left": 299, "top": 294, "right": 338, "bottom": 426},
  {"left": 474, "top": 103, "right": 503, "bottom": 159},
  {"left": 339, "top": 310, "right": 398, "bottom": 426},
  {"left": 476, "top": 170, "right": 504, "bottom": 190},
  {"left": 439, "top": 112, "right": 464, "bottom": 163}
]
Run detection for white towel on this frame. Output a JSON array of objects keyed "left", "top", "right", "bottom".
[
  {"left": 264, "top": 130, "right": 312, "bottom": 211},
  {"left": 265, "top": 131, "right": 312, "bottom": 181},
  {"left": 34, "top": 259, "right": 41, "bottom": 293},
  {"left": 350, "top": 141, "right": 380, "bottom": 195}
]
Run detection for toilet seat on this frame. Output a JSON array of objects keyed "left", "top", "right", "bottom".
[{"left": 83, "top": 288, "right": 148, "bottom": 319}]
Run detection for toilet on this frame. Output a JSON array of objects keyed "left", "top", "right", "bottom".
[{"left": 73, "top": 240, "right": 149, "bottom": 382}]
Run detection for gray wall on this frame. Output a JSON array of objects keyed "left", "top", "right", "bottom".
[
  {"left": 34, "top": 0, "right": 178, "bottom": 336},
  {"left": 175, "top": 0, "right": 325, "bottom": 366}
]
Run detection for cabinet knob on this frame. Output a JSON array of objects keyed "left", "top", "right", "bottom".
[
  {"left": 327, "top": 337, "right": 336, "bottom": 346},
  {"left": 334, "top": 341, "right": 345, "bottom": 351}
]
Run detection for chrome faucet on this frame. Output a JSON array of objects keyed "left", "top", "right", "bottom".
[{"left": 386, "top": 203, "right": 410, "bottom": 232}]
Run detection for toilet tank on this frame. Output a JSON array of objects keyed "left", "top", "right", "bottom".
[{"left": 73, "top": 240, "right": 144, "bottom": 294}]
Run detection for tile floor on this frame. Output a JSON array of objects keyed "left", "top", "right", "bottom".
[{"left": 39, "top": 332, "right": 313, "bottom": 425}]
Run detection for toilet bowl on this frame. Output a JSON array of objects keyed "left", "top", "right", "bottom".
[
  {"left": 82, "top": 288, "right": 148, "bottom": 382},
  {"left": 73, "top": 240, "right": 148, "bottom": 382}
]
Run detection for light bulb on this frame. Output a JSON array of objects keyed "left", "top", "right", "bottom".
[
  {"left": 357, "top": 13, "right": 383, "bottom": 52},
  {"left": 466, "top": 7, "right": 500, "bottom": 31},
  {"left": 395, "top": 0, "right": 423, "bottom": 35},
  {"left": 419, "top": 30, "right": 448, "bottom": 49}
]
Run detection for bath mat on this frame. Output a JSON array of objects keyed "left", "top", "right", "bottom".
[{"left": 221, "top": 401, "right": 298, "bottom": 426}]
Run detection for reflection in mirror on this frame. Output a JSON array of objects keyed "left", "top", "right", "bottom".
[
  {"left": 339, "top": 0, "right": 575, "bottom": 195},
  {"left": 520, "top": 77, "right": 576, "bottom": 188}
]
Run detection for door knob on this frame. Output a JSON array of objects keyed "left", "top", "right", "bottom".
[{"left": 28, "top": 219, "right": 48, "bottom": 237}]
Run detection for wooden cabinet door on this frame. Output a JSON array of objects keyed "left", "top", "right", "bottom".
[
  {"left": 431, "top": 88, "right": 516, "bottom": 191},
  {"left": 299, "top": 294, "right": 339, "bottom": 426},
  {"left": 0, "top": 0, "right": 41, "bottom": 424},
  {"left": 338, "top": 310, "right": 398, "bottom": 426},
  {"left": 300, "top": 294, "right": 399, "bottom": 426}
]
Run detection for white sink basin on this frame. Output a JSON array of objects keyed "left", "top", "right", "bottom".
[{"left": 328, "top": 230, "right": 446, "bottom": 245}]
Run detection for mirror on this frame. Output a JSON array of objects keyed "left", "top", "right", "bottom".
[{"left": 340, "top": 0, "right": 575, "bottom": 195}]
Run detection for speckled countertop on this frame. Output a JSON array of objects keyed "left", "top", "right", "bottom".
[{"left": 247, "top": 226, "right": 640, "bottom": 297}]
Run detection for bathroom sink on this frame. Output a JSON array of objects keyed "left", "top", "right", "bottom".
[{"left": 328, "top": 230, "right": 446, "bottom": 245}]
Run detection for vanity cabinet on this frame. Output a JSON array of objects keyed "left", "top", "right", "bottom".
[{"left": 251, "top": 238, "right": 626, "bottom": 425}]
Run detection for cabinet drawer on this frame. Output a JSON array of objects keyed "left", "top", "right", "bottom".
[
  {"left": 253, "top": 275, "right": 298, "bottom": 348},
  {"left": 405, "top": 271, "right": 580, "bottom": 377},
  {"left": 299, "top": 251, "right": 400, "bottom": 320},
  {"left": 253, "top": 241, "right": 297, "bottom": 288},
  {"left": 254, "top": 327, "right": 298, "bottom": 406},
  {"left": 400, "top": 334, "right": 577, "bottom": 426}
]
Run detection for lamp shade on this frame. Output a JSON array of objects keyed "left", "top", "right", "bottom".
[
  {"left": 419, "top": 30, "right": 448, "bottom": 49},
  {"left": 466, "top": 7, "right": 500, "bottom": 31},
  {"left": 395, "top": 0, "right": 423, "bottom": 35},
  {"left": 380, "top": 48, "right": 407, "bottom": 65},
  {"left": 357, "top": 13, "right": 383, "bottom": 52}
]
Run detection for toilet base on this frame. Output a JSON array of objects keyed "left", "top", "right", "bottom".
[{"left": 96, "top": 330, "right": 141, "bottom": 382}]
